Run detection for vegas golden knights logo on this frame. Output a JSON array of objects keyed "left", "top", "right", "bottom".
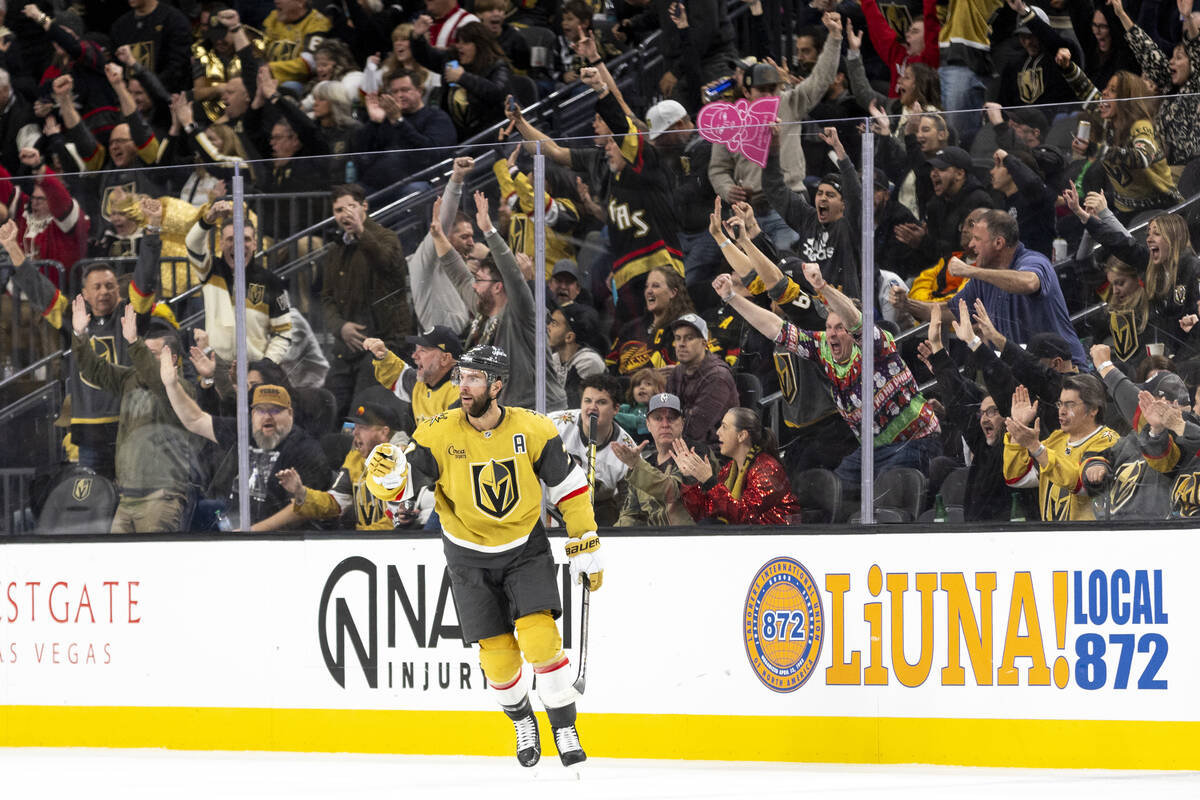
[
  {"left": 881, "top": 3, "right": 914, "bottom": 35},
  {"left": 1171, "top": 474, "right": 1199, "bottom": 516},
  {"left": 1109, "top": 461, "right": 1143, "bottom": 513},
  {"left": 247, "top": 282, "right": 266, "bottom": 306},
  {"left": 1017, "top": 67, "right": 1044, "bottom": 104},
  {"left": 80, "top": 336, "right": 119, "bottom": 391},
  {"left": 1109, "top": 311, "right": 1137, "bottom": 360},
  {"left": 774, "top": 352, "right": 798, "bottom": 404},
  {"left": 128, "top": 41, "right": 155, "bottom": 70},
  {"left": 472, "top": 458, "right": 519, "bottom": 519},
  {"left": 1175, "top": 284, "right": 1187, "bottom": 305},
  {"left": 72, "top": 479, "right": 93, "bottom": 501},
  {"left": 1043, "top": 486, "right": 1072, "bottom": 521}
]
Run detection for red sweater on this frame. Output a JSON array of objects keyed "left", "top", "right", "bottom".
[
  {"left": 682, "top": 452, "right": 801, "bottom": 526},
  {"left": 863, "top": 0, "right": 941, "bottom": 97},
  {"left": 0, "top": 168, "right": 88, "bottom": 286}
]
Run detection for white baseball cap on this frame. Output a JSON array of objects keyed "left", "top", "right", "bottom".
[{"left": 647, "top": 100, "right": 688, "bottom": 141}]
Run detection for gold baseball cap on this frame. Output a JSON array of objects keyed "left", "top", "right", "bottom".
[{"left": 251, "top": 384, "right": 292, "bottom": 409}]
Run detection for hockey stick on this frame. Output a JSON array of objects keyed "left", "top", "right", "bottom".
[{"left": 573, "top": 414, "right": 598, "bottom": 696}]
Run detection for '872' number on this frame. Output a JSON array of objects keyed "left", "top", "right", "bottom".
[
  {"left": 1075, "top": 633, "right": 1167, "bottom": 690},
  {"left": 761, "top": 611, "right": 806, "bottom": 642}
]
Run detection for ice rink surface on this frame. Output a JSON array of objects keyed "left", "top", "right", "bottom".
[{"left": 3, "top": 748, "right": 1199, "bottom": 799}]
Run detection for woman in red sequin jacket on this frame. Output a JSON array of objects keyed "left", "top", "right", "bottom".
[{"left": 675, "top": 406, "right": 801, "bottom": 526}]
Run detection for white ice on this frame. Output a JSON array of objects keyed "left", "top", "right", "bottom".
[{"left": 3, "top": 748, "right": 1199, "bottom": 800}]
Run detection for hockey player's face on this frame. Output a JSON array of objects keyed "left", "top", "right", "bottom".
[
  {"left": 814, "top": 184, "right": 843, "bottom": 224},
  {"left": 580, "top": 387, "right": 616, "bottom": 432},
  {"left": 82, "top": 269, "right": 119, "bottom": 317},
  {"left": 825, "top": 312, "right": 854, "bottom": 364},
  {"left": 457, "top": 368, "right": 497, "bottom": 415}
]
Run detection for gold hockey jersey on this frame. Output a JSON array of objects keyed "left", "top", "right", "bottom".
[
  {"left": 407, "top": 407, "right": 595, "bottom": 557},
  {"left": 1004, "top": 426, "right": 1119, "bottom": 521},
  {"left": 295, "top": 447, "right": 398, "bottom": 530}
]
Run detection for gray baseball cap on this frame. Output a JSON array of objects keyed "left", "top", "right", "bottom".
[
  {"left": 648, "top": 392, "right": 682, "bottom": 415},
  {"left": 671, "top": 312, "right": 709, "bottom": 341}
]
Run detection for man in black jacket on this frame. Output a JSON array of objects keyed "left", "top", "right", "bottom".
[
  {"left": 916, "top": 146, "right": 993, "bottom": 265},
  {"left": 762, "top": 125, "right": 862, "bottom": 298},
  {"left": 648, "top": 99, "right": 720, "bottom": 306},
  {"left": 353, "top": 70, "right": 458, "bottom": 200},
  {"left": 321, "top": 184, "right": 411, "bottom": 420}
]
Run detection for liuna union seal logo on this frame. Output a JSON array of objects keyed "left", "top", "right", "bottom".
[{"left": 743, "top": 557, "right": 823, "bottom": 692}]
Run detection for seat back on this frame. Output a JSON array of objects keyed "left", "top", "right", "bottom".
[
  {"left": 507, "top": 74, "right": 539, "bottom": 109},
  {"left": 36, "top": 466, "right": 118, "bottom": 535},
  {"left": 734, "top": 371, "right": 763, "bottom": 411},
  {"left": 789, "top": 467, "right": 842, "bottom": 525},
  {"left": 873, "top": 467, "right": 928, "bottom": 522},
  {"left": 940, "top": 467, "right": 970, "bottom": 508}
]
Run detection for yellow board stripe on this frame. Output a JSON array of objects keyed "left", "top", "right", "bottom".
[{"left": 1, "top": 707, "right": 1198, "bottom": 770}]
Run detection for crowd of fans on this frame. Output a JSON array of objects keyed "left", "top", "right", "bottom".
[{"left": 6, "top": 0, "right": 1200, "bottom": 532}]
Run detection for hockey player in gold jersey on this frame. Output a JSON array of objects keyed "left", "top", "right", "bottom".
[
  {"left": 1003, "top": 377, "right": 1119, "bottom": 520},
  {"left": 364, "top": 345, "right": 602, "bottom": 768}
]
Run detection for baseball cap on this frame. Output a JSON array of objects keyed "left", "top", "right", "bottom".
[
  {"left": 928, "top": 146, "right": 972, "bottom": 171},
  {"left": 743, "top": 62, "right": 781, "bottom": 89},
  {"left": 251, "top": 384, "right": 291, "bottom": 409},
  {"left": 818, "top": 172, "right": 843, "bottom": 196},
  {"left": 1027, "top": 333, "right": 1072, "bottom": 361},
  {"left": 647, "top": 100, "right": 688, "bottom": 141},
  {"left": 671, "top": 312, "right": 709, "bottom": 341},
  {"left": 406, "top": 325, "right": 462, "bottom": 359},
  {"left": 648, "top": 392, "right": 682, "bottom": 415},
  {"left": 873, "top": 168, "right": 891, "bottom": 191},
  {"left": 557, "top": 301, "right": 599, "bottom": 343},
  {"left": 1142, "top": 371, "right": 1190, "bottom": 406},
  {"left": 347, "top": 401, "right": 404, "bottom": 431},
  {"left": 1006, "top": 106, "right": 1049, "bottom": 135},
  {"left": 551, "top": 258, "right": 582, "bottom": 281},
  {"left": 1014, "top": 5, "right": 1050, "bottom": 35}
]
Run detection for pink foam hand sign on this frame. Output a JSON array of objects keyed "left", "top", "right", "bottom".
[{"left": 696, "top": 97, "right": 780, "bottom": 168}]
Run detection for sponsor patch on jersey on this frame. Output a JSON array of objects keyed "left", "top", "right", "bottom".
[
  {"left": 743, "top": 557, "right": 823, "bottom": 693},
  {"left": 471, "top": 458, "right": 519, "bottom": 519}
]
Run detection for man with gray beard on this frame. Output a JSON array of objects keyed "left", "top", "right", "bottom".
[{"left": 158, "top": 361, "right": 329, "bottom": 530}]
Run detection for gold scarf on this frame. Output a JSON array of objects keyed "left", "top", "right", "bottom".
[{"left": 723, "top": 446, "right": 759, "bottom": 501}]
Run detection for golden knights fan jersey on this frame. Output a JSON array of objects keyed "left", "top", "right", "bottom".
[
  {"left": 407, "top": 407, "right": 595, "bottom": 563},
  {"left": 295, "top": 448, "right": 398, "bottom": 530},
  {"left": 1004, "top": 426, "right": 1119, "bottom": 521}
]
